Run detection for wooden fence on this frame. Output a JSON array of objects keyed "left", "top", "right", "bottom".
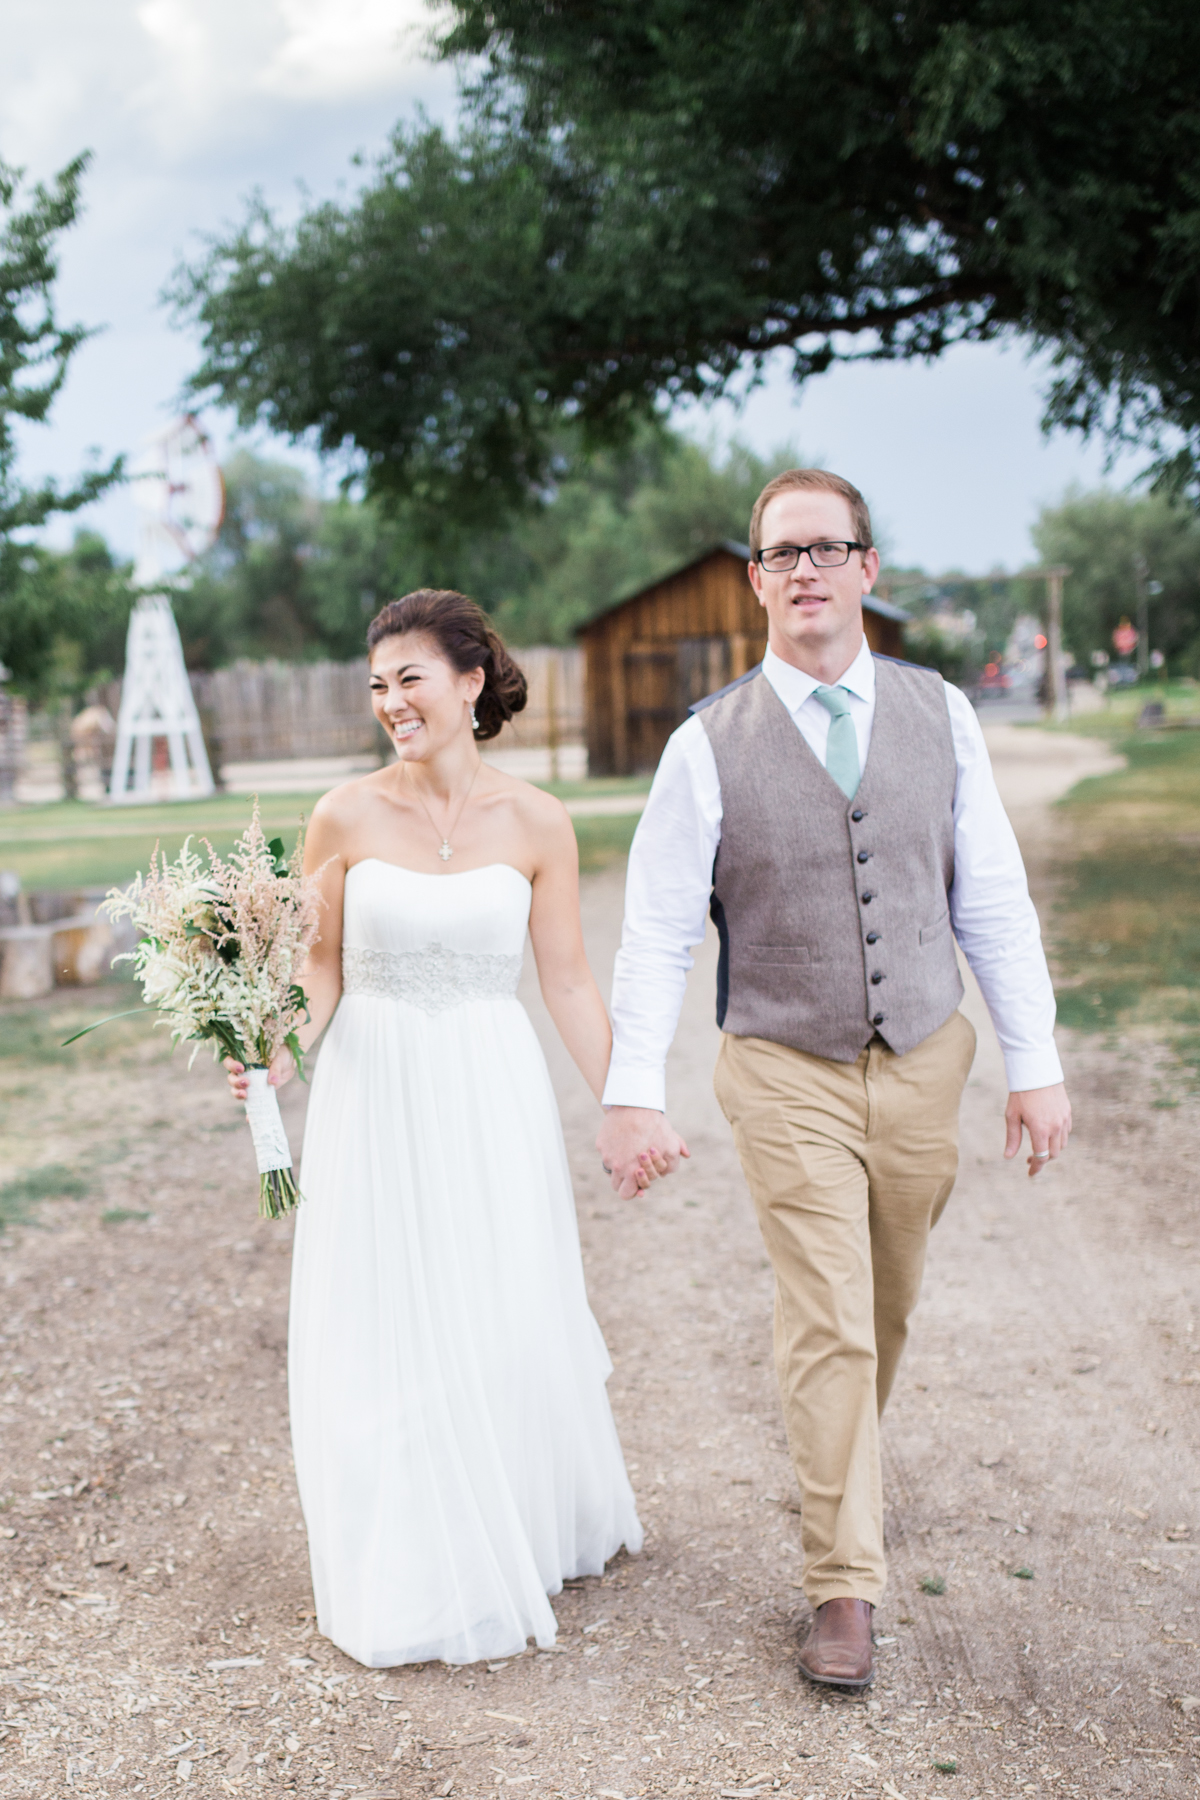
[{"left": 99, "top": 648, "right": 586, "bottom": 768}]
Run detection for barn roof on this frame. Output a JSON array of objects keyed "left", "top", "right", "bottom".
[{"left": 578, "top": 540, "right": 910, "bottom": 635}]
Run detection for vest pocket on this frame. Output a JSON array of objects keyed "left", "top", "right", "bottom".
[
  {"left": 745, "top": 944, "right": 811, "bottom": 965},
  {"left": 919, "top": 909, "right": 950, "bottom": 946}
]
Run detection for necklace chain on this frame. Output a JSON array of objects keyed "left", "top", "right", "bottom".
[{"left": 407, "top": 761, "right": 481, "bottom": 862}]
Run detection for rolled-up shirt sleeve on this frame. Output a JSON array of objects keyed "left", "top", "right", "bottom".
[
  {"left": 944, "top": 684, "right": 1064, "bottom": 1091},
  {"left": 601, "top": 716, "right": 723, "bottom": 1111}
]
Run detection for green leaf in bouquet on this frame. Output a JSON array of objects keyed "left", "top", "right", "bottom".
[
  {"left": 285, "top": 1029, "right": 307, "bottom": 1083},
  {"left": 288, "top": 982, "right": 311, "bottom": 1022},
  {"left": 61, "top": 1007, "right": 148, "bottom": 1047}
]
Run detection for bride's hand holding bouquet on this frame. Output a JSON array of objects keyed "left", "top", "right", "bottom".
[{"left": 92, "top": 807, "right": 324, "bottom": 1218}]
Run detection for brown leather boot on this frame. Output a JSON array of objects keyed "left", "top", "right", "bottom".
[{"left": 797, "top": 1598, "right": 875, "bottom": 1690}]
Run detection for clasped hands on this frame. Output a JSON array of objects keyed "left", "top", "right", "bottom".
[{"left": 596, "top": 1106, "right": 690, "bottom": 1199}]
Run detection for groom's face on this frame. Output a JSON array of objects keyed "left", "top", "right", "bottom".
[{"left": 748, "top": 489, "right": 880, "bottom": 670}]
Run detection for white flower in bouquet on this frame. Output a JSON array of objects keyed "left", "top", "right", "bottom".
[{"left": 83, "top": 807, "right": 323, "bottom": 1218}]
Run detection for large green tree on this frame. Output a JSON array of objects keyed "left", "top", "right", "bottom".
[
  {"left": 0, "top": 154, "right": 124, "bottom": 690},
  {"left": 174, "top": 0, "right": 1200, "bottom": 524}
]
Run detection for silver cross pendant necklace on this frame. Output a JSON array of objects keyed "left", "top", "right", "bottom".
[{"left": 408, "top": 760, "right": 482, "bottom": 862}]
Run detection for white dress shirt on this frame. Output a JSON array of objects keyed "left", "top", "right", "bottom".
[{"left": 602, "top": 637, "right": 1064, "bottom": 1110}]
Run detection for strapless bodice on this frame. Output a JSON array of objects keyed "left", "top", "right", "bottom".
[{"left": 340, "top": 861, "right": 530, "bottom": 1013}]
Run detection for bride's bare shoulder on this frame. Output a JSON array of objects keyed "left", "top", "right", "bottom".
[
  {"left": 308, "top": 769, "right": 394, "bottom": 839},
  {"left": 486, "top": 767, "right": 571, "bottom": 829}
]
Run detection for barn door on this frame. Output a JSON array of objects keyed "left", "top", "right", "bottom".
[
  {"left": 676, "top": 637, "right": 732, "bottom": 712},
  {"left": 622, "top": 645, "right": 677, "bottom": 773},
  {"left": 621, "top": 638, "right": 733, "bottom": 773}
]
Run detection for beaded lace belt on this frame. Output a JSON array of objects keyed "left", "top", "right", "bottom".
[{"left": 342, "top": 943, "right": 523, "bottom": 1014}]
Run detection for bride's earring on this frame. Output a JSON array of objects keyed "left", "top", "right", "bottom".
[{"left": 470, "top": 703, "right": 479, "bottom": 733}]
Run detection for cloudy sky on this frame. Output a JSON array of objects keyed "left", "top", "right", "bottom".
[{"left": 4, "top": 0, "right": 1145, "bottom": 574}]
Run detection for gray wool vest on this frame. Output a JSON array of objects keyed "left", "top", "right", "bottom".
[{"left": 695, "top": 656, "right": 963, "bottom": 1062}]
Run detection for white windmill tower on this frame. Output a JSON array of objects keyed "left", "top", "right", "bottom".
[{"left": 109, "top": 415, "right": 225, "bottom": 803}]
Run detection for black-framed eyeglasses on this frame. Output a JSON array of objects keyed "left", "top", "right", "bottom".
[{"left": 756, "top": 540, "right": 868, "bottom": 572}]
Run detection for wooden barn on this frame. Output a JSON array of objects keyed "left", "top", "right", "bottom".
[{"left": 578, "top": 540, "right": 909, "bottom": 776}]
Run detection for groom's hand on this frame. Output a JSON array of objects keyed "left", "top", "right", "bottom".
[
  {"left": 1004, "top": 1081, "right": 1072, "bottom": 1177},
  {"left": 597, "top": 1107, "right": 690, "bottom": 1200}
]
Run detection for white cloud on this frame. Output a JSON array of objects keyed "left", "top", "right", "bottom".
[
  {"left": 261, "top": 0, "right": 434, "bottom": 99},
  {"left": 0, "top": 0, "right": 453, "bottom": 555}
]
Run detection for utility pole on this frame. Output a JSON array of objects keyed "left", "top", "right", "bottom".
[
  {"left": 1021, "top": 565, "right": 1071, "bottom": 723},
  {"left": 1133, "top": 552, "right": 1150, "bottom": 681},
  {"left": 545, "top": 651, "right": 560, "bottom": 785}
]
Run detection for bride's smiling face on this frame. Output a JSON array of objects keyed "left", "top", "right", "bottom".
[{"left": 368, "top": 633, "right": 484, "bottom": 761}]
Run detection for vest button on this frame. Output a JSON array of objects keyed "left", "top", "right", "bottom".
[
  {"left": 872, "top": 1012, "right": 886, "bottom": 1026},
  {"left": 851, "top": 809, "right": 864, "bottom": 822},
  {"left": 861, "top": 891, "right": 873, "bottom": 904},
  {"left": 856, "top": 850, "right": 870, "bottom": 864},
  {"left": 865, "top": 931, "right": 878, "bottom": 944},
  {"left": 871, "top": 971, "right": 884, "bottom": 984}
]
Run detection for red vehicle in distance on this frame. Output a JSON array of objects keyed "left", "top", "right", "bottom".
[{"left": 975, "top": 660, "right": 1012, "bottom": 695}]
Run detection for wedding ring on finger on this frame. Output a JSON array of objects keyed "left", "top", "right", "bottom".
[{"left": 1033, "top": 1150, "right": 1051, "bottom": 1160}]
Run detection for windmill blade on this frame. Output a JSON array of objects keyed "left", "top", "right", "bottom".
[{"left": 131, "top": 414, "right": 225, "bottom": 584}]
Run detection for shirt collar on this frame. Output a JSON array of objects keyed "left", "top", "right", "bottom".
[{"left": 762, "top": 636, "right": 875, "bottom": 716}]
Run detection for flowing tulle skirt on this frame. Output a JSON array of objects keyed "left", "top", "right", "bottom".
[{"left": 289, "top": 988, "right": 642, "bottom": 1667}]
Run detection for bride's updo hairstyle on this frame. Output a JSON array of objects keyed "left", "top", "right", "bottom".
[{"left": 366, "top": 589, "right": 528, "bottom": 742}]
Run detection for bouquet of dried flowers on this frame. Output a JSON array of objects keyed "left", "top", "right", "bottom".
[{"left": 93, "top": 808, "right": 322, "bottom": 1218}]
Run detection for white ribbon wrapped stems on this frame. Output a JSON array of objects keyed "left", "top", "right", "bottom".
[{"left": 244, "top": 1067, "right": 293, "bottom": 1175}]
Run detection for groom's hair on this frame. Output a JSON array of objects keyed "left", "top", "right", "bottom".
[{"left": 749, "top": 469, "right": 873, "bottom": 555}]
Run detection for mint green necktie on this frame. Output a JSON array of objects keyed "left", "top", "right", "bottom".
[{"left": 812, "top": 685, "right": 861, "bottom": 800}]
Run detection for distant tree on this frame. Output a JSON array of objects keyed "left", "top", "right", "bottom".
[
  {"left": 493, "top": 431, "right": 786, "bottom": 642},
  {"left": 0, "top": 533, "right": 135, "bottom": 702},
  {"left": 179, "top": 451, "right": 318, "bottom": 665},
  {"left": 1030, "top": 489, "right": 1200, "bottom": 670},
  {"left": 0, "top": 154, "right": 123, "bottom": 689},
  {"left": 172, "top": 430, "right": 791, "bottom": 660},
  {"left": 174, "top": 1, "right": 1200, "bottom": 525}
]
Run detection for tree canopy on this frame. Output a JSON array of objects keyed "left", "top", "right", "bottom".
[
  {"left": 0, "top": 153, "right": 124, "bottom": 696},
  {"left": 0, "top": 155, "right": 121, "bottom": 540},
  {"left": 174, "top": 0, "right": 1200, "bottom": 524}
]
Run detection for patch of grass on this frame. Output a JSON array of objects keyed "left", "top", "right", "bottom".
[
  {"left": 0, "top": 990, "right": 147, "bottom": 1070},
  {"left": 0, "top": 796, "right": 320, "bottom": 893},
  {"left": 540, "top": 776, "right": 651, "bottom": 801},
  {"left": 573, "top": 812, "right": 640, "bottom": 871},
  {"left": 919, "top": 1575, "right": 946, "bottom": 1595},
  {"left": 1011, "top": 1566, "right": 1035, "bottom": 1580},
  {"left": 0, "top": 780, "right": 650, "bottom": 889},
  {"left": 101, "top": 1207, "right": 151, "bottom": 1225},
  {"left": 0, "top": 1163, "right": 89, "bottom": 1229},
  {"left": 931, "top": 1759, "right": 958, "bottom": 1774},
  {"left": 1054, "top": 730, "right": 1200, "bottom": 1081},
  {"left": 1049, "top": 679, "right": 1200, "bottom": 740}
]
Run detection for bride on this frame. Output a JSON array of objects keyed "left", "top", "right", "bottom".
[{"left": 224, "top": 589, "right": 644, "bottom": 1668}]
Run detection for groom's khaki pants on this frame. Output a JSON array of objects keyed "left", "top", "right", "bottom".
[{"left": 714, "top": 1010, "right": 976, "bottom": 1608}]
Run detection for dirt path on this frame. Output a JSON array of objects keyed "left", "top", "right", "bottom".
[{"left": 2, "top": 728, "right": 1199, "bottom": 1800}]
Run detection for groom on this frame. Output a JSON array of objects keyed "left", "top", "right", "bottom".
[{"left": 596, "top": 468, "right": 1071, "bottom": 1690}]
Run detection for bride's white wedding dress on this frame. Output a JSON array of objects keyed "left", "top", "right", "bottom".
[{"left": 288, "top": 859, "right": 642, "bottom": 1668}]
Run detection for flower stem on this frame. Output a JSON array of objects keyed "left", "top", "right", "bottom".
[{"left": 259, "top": 1165, "right": 302, "bottom": 1220}]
